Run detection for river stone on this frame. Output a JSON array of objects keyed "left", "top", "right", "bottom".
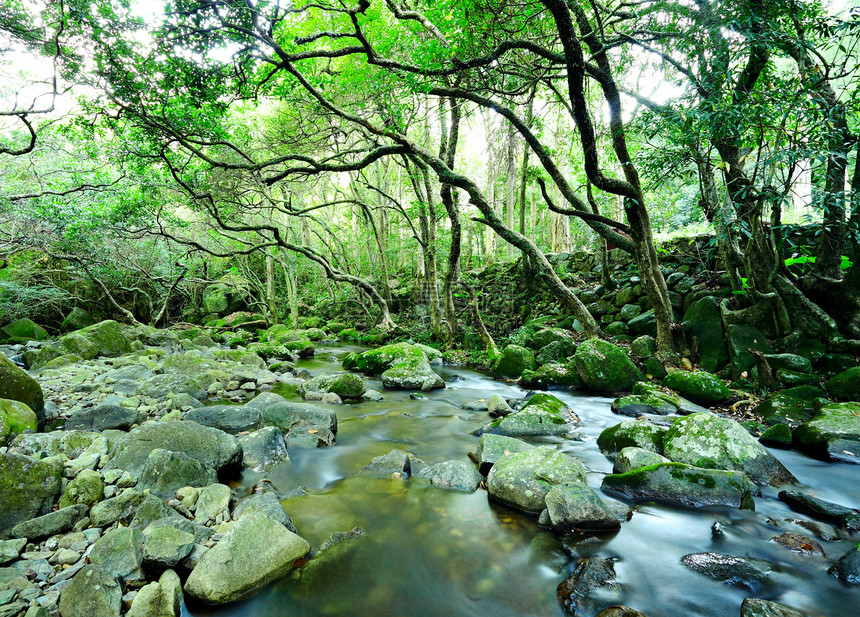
[
  {"left": 0, "top": 539, "right": 25, "bottom": 566},
  {"left": 89, "top": 526, "right": 144, "bottom": 582},
  {"left": 631, "top": 382, "right": 708, "bottom": 415},
  {"left": 239, "top": 427, "right": 289, "bottom": 471},
  {"left": 682, "top": 552, "right": 773, "bottom": 592},
  {"left": 683, "top": 296, "right": 729, "bottom": 372},
  {"left": 138, "top": 449, "right": 218, "bottom": 499},
  {"left": 825, "top": 366, "right": 860, "bottom": 400},
  {"left": 381, "top": 356, "right": 445, "bottom": 391},
  {"left": 726, "top": 324, "right": 772, "bottom": 379},
  {"left": 475, "top": 434, "right": 535, "bottom": 475},
  {"left": 828, "top": 547, "right": 860, "bottom": 585},
  {"left": 545, "top": 483, "right": 620, "bottom": 533},
  {"left": 0, "top": 453, "right": 62, "bottom": 536},
  {"left": 1, "top": 318, "right": 47, "bottom": 341},
  {"left": 297, "top": 373, "right": 366, "bottom": 399},
  {"left": 597, "top": 419, "right": 666, "bottom": 456},
  {"left": 77, "top": 320, "right": 133, "bottom": 357},
  {"left": 262, "top": 402, "right": 337, "bottom": 435},
  {"left": 611, "top": 394, "right": 676, "bottom": 417},
  {"left": 740, "top": 598, "right": 809, "bottom": 617},
  {"left": 194, "top": 484, "right": 232, "bottom": 523},
  {"left": 574, "top": 338, "right": 643, "bottom": 392},
  {"left": 0, "top": 400, "right": 36, "bottom": 445},
  {"left": 233, "top": 491, "right": 296, "bottom": 532},
  {"left": 185, "top": 404, "right": 261, "bottom": 434},
  {"left": 143, "top": 526, "right": 195, "bottom": 567},
  {"left": 244, "top": 392, "right": 288, "bottom": 410},
  {"left": 662, "top": 412, "right": 797, "bottom": 486},
  {"left": 10, "top": 504, "right": 88, "bottom": 540},
  {"left": 416, "top": 460, "right": 483, "bottom": 492},
  {"left": 486, "top": 392, "right": 576, "bottom": 437},
  {"left": 487, "top": 446, "right": 586, "bottom": 513},
  {"left": 792, "top": 402, "right": 860, "bottom": 457},
  {"left": 126, "top": 569, "right": 182, "bottom": 617},
  {"left": 486, "top": 394, "right": 513, "bottom": 417},
  {"left": 595, "top": 608, "right": 648, "bottom": 617},
  {"left": 90, "top": 488, "right": 143, "bottom": 527},
  {"left": 362, "top": 449, "right": 411, "bottom": 477},
  {"left": 777, "top": 491, "right": 859, "bottom": 528},
  {"left": 138, "top": 374, "right": 207, "bottom": 401},
  {"left": 58, "top": 565, "right": 122, "bottom": 617},
  {"left": 0, "top": 354, "right": 44, "bottom": 427},
  {"left": 557, "top": 555, "right": 620, "bottom": 616},
  {"left": 105, "top": 420, "right": 242, "bottom": 478},
  {"left": 827, "top": 438, "right": 860, "bottom": 464},
  {"left": 520, "top": 362, "right": 583, "bottom": 390},
  {"left": 759, "top": 424, "right": 793, "bottom": 448},
  {"left": 662, "top": 371, "right": 729, "bottom": 406},
  {"left": 754, "top": 392, "right": 816, "bottom": 428},
  {"left": 535, "top": 339, "right": 577, "bottom": 365},
  {"left": 601, "top": 462, "right": 756, "bottom": 510},
  {"left": 61, "top": 307, "right": 96, "bottom": 332},
  {"left": 184, "top": 511, "right": 310, "bottom": 604},
  {"left": 59, "top": 469, "right": 103, "bottom": 508},
  {"left": 63, "top": 404, "right": 137, "bottom": 432},
  {"left": 613, "top": 447, "right": 670, "bottom": 474},
  {"left": 770, "top": 532, "right": 825, "bottom": 557},
  {"left": 492, "top": 344, "right": 537, "bottom": 379}
]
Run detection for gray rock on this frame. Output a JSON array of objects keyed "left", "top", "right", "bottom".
[
  {"left": 63, "top": 405, "right": 137, "bottom": 432},
  {"left": 243, "top": 392, "right": 288, "bottom": 410},
  {"left": 138, "top": 449, "right": 218, "bottom": 499},
  {"left": 613, "top": 447, "right": 670, "bottom": 474},
  {"left": 105, "top": 421, "right": 242, "bottom": 478},
  {"left": 740, "top": 598, "right": 809, "bottom": 617},
  {"left": 485, "top": 393, "right": 576, "bottom": 437},
  {"left": 0, "top": 539, "right": 25, "bottom": 566},
  {"left": 194, "top": 484, "right": 232, "bottom": 524},
  {"left": 90, "top": 489, "right": 143, "bottom": 528},
  {"left": 828, "top": 547, "right": 860, "bottom": 585},
  {"left": 131, "top": 495, "right": 186, "bottom": 530},
  {"left": 681, "top": 552, "right": 773, "bottom": 592},
  {"left": 545, "top": 483, "right": 620, "bottom": 533},
  {"left": 486, "top": 394, "right": 513, "bottom": 417},
  {"left": 475, "top": 434, "right": 535, "bottom": 475},
  {"left": 58, "top": 565, "right": 121, "bottom": 617},
  {"left": 138, "top": 374, "right": 207, "bottom": 401},
  {"left": 239, "top": 427, "right": 289, "bottom": 471},
  {"left": 184, "top": 405, "right": 261, "bottom": 434},
  {"left": 10, "top": 505, "right": 88, "bottom": 540},
  {"left": 597, "top": 419, "right": 666, "bottom": 455},
  {"left": 361, "top": 450, "right": 411, "bottom": 477},
  {"left": 184, "top": 512, "right": 310, "bottom": 604},
  {"left": 777, "top": 490, "right": 859, "bottom": 527},
  {"left": 557, "top": 555, "right": 620, "bottom": 616},
  {"left": 0, "top": 453, "right": 62, "bottom": 535},
  {"left": 261, "top": 402, "right": 337, "bottom": 435},
  {"left": 88, "top": 526, "right": 144, "bottom": 582},
  {"left": 126, "top": 569, "right": 182, "bottom": 617},
  {"left": 487, "top": 446, "right": 586, "bottom": 513},
  {"left": 142, "top": 526, "right": 195, "bottom": 568},
  {"left": 416, "top": 460, "right": 483, "bottom": 492}
]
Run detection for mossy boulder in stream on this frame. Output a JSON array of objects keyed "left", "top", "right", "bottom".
[
  {"left": 475, "top": 434, "right": 535, "bottom": 475},
  {"left": 662, "top": 412, "right": 797, "bottom": 486},
  {"left": 486, "top": 393, "right": 576, "bottom": 437},
  {"left": 77, "top": 320, "right": 133, "bottom": 357},
  {"left": 825, "top": 367, "right": 860, "bottom": 400},
  {"left": 792, "top": 402, "right": 860, "bottom": 457},
  {"left": 544, "top": 483, "right": 621, "bottom": 533},
  {"left": 0, "top": 353, "right": 45, "bottom": 427},
  {"left": 343, "top": 343, "right": 444, "bottom": 391},
  {"left": 597, "top": 419, "right": 666, "bottom": 456},
  {"left": 574, "top": 339, "right": 643, "bottom": 392},
  {"left": 601, "top": 462, "right": 756, "bottom": 510},
  {"left": 0, "top": 453, "right": 62, "bottom": 535},
  {"left": 487, "top": 446, "right": 586, "bottom": 513},
  {"left": 520, "top": 362, "right": 582, "bottom": 390},
  {"left": 184, "top": 511, "right": 310, "bottom": 604},
  {"left": 662, "top": 371, "right": 730, "bottom": 406},
  {"left": 0, "top": 399, "right": 37, "bottom": 436},
  {"left": 492, "top": 344, "right": 537, "bottom": 379},
  {"left": 297, "top": 373, "right": 366, "bottom": 399}
]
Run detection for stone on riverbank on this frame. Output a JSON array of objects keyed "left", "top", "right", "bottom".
[
  {"left": 0, "top": 354, "right": 45, "bottom": 427},
  {"left": 492, "top": 344, "right": 537, "bottom": 379},
  {"left": 126, "top": 569, "right": 182, "bottom": 617},
  {"left": 0, "top": 453, "right": 62, "bottom": 536},
  {"left": 487, "top": 446, "right": 586, "bottom": 513},
  {"left": 557, "top": 555, "right": 620, "bottom": 616},
  {"left": 613, "top": 447, "right": 670, "bottom": 474},
  {"left": 662, "top": 371, "right": 729, "bottom": 406},
  {"left": 597, "top": 419, "right": 666, "bottom": 456},
  {"left": 0, "top": 399, "right": 37, "bottom": 436},
  {"left": 792, "top": 402, "right": 860, "bottom": 459},
  {"left": 298, "top": 373, "right": 366, "bottom": 399},
  {"left": 574, "top": 339, "right": 643, "bottom": 392},
  {"left": 138, "top": 449, "right": 218, "bottom": 499}
]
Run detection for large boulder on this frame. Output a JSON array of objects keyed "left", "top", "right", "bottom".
[
  {"left": 1, "top": 318, "right": 48, "bottom": 342},
  {"left": 126, "top": 569, "right": 182, "bottom": 617},
  {"left": 10, "top": 504, "right": 88, "bottom": 539},
  {"left": 683, "top": 297, "right": 729, "bottom": 372},
  {"left": 825, "top": 367, "right": 860, "bottom": 400},
  {"left": 0, "top": 453, "right": 62, "bottom": 536},
  {"left": 202, "top": 282, "right": 245, "bottom": 315},
  {"left": 485, "top": 392, "right": 576, "bottom": 437},
  {"left": 601, "top": 462, "right": 756, "bottom": 510},
  {"left": 239, "top": 427, "right": 289, "bottom": 471},
  {"left": 662, "top": 371, "right": 730, "bottom": 406},
  {"left": 343, "top": 343, "right": 444, "bottom": 391},
  {"left": 105, "top": 421, "right": 242, "bottom": 478},
  {"left": 726, "top": 324, "right": 772, "bottom": 379},
  {"left": 184, "top": 512, "right": 310, "bottom": 604},
  {"left": 0, "top": 399, "right": 37, "bottom": 436},
  {"left": 662, "top": 412, "right": 796, "bottom": 486},
  {"left": 596, "top": 419, "right": 666, "bottom": 456},
  {"left": 574, "top": 338, "right": 643, "bottom": 392},
  {"left": 544, "top": 483, "right": 621, "bottom": 533},
  {"left": 261, "top": 401, "right": 337, "bottom": 435},
  {"left": 492, "top": 344, "right": 537, "bottom": 379},
  {"left": 792, "top": 402, "right": 860, "bottom": 457},
  {"left": 88, "top": 526, "right": 145, "bottom": 582},
  {"left": 77, "top": 320, "right": 133, "bottom": 357},
  {"left": 613, "top": 447, "right": 671, "bottom": 474},
  {"left": 138, "top": 449, "right": 218, "bottom": 499},
  {"left": 487, "top": 446, "right": 586, "bottom": 513},
  {"left": 519, "top": 362, "right": 582, "bottom": 390},
  {"left": 61, "top": 307, "right": 97, "bottom": 332},
  {"left": 475, "top": 434, "right": 534, "bottom": 475},
  {"left": 64, "top": 404, "right": 138, "bottom": 432},
  {"left": 298, "top": 373, "right": 366, "bottom": 399},
  {"left": 185, "top": 404, "right": 261, "bottom": 434},
  {"left": 0, "top": 353, "right": 44, "bottom": 426},
  {"left": 58, "top": 565, "right": 122, "bottom": 617}
]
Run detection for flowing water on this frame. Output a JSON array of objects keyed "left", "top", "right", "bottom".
[{"left": 187, "top": 345, "right": 860, "bottom": 617}]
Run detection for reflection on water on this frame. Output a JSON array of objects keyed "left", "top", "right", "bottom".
[{"left": 187, "top": 345, "right": 860, "bottom": 617}]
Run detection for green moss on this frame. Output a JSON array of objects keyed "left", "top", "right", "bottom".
[
  {"left": 77, "top": 320, "right": 133, "bottom": 357},
  {"left": 492, "top": 344, "right": 537, "bottom": 379},
  {"left": 573, "top": 338, "right": 644, "bottom": 392},
  {"left": 1, "top": 318, "right": 48, "bottom": 342},
  {"left": 0, "top": 399, "right": 37, "bottom": 434},
  {"left": 662, "top": 370, "right": 730, "bottom": 406},
  {"left": 597, "top": 419, "right": 665, "bottom": 455},
  {"left": 520, "top": 363, "right": 582, "bottom": 390},
  {"left": 0, "top": 353, "right": 44, "bottom": 423},
  {"left": 825, "top": 367, "right": 860, "bottom": 400}
]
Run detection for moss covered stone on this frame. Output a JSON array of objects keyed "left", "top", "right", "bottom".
[
  {"left": 0, "top": 399, "right": 37, "bottom": 435},
  {"left": 759, "top": 424, "right": 793, "bottom": 448},
  {"left": 753, "top": 392, "right": 816, "bottom": 428},
  {"left": 492, "top": 344, "right": 537, "bottom": 379},
  {"left": 597, "top": 419, "right": 666, "bottom": 455},
  {"left": 343, "top": 343, "right": 444, "bottom": 391},
  {"left": 0, "top": 353, "right": 44, "bottom": 427},
  {"left": 487, "top": 446, "right": 587, "bottom": 512},
  {"left": 825, "top": 367, "right": 860, "bottom": 400},
  {"left": 298, "top": 373, "right": 366, "bottom": 399},
  {"left": 520, "top": 362, "right": 582, "bottom": 390},
  {"left": 726, "top": 324, "right": 772, "bottom": 379},
  {"left": 78, "top": 320, "right": 133, "bottom": 357},
  {"left": 662, "top": 370, "right": 730, "bottom": 406},
  {"left": 792, "top": 402, "right": 860, "bottom": 455},
  {"left": 0, "top": 453, "right": 62, "bottom": 535},
  {"left": 601, "top": 462, "right": 755, "bottom": 510},
  {"left": 529, "top": 328, "right": 575, "bottom": 350},
  {"left": 611, "top": 394, "right": 677, "bottom": 417},
  {"left": 1, "top": 318, "right": 48, "bottom": 342},
  {"left": 613, "top": 447, "right": 671, "bottom": 474},
  {"left": 59, "top": 468, "right": 104, "bottom": 508},
  {"left": 486, "top": 393, "right": 576, "bottom": 436},
  {"left": 574, "top": 338, "right": 643, "bottom": 392},
  {"left": 61, "top": 307, "right": 96, "bottom": 332},
  {"left": 682, "top": 297, "right": 729, "bottom": 372},
  {"left": 663, "top": 412, "right": 796, "bottom": 486}
]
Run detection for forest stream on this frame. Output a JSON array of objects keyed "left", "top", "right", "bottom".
[{"left": 188, "top": 345, "right": 860, "bottom": 617}]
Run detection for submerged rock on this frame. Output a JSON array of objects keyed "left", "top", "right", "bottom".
[
  {"left": 662, "top": 412, "right": 796, "bottom": 486},
  {"left": 544, "top": 483, "right": 620, "bottom": 533},
  {"left": 681, "top": 552, "right": 773, "bottom": 592},
  {"left": 416, "top": 460, "right": 483, "bottom": 492},
  {"left": 487, "top": 446, "right": 586, "bottom": 513},
  {"left": 184, "top": 512, "right": 310, "bottom": 604},
  {"left": 261, "top": 401, "right": 337, "bottom": 436},
  {"left": 601, "top": 462, "right": 756, "bottom": 510},
  {"left": 557, "top": 555, "right": 620, "bottom": 616}
]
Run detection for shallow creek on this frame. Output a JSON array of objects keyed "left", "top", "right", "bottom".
[{"left": 187, "top": 345, "right": 860, "bottom": 617}]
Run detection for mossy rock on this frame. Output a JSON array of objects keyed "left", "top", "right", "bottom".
[
  {"left": 281, "top": 339, "right": 315, "bottom": 358},
  {"left": 792, "top": 402, "right": 860, "bottom": 456},
  {"left": 326, "top": 322, "right": 347, "bottom": 335},
  {"left": 77, "top": 320, "right": 133, "bottom": 357},
  {"left": 0, "top": 453, "right": 63, "bottom": 535},
  {"left": 759, "top": 424, "right": 793, "bottom": 448},
  {"left": 59, "top": 332, "right": 99, "bottom": 359},
  {"left": 338, "top": 328, "right": 362, "bottom": 342},
  {"left": 59, "top": 468, "right": 104, "bottom": 508},
  {"left": 529, "top": 328, "right": 575, "bottom": 351},
  {"left": 486, "top": 393, "right": 575, "bottom": 437},
  {"left": 303, "top": 328, "right": 326, "bottom": 341},
  {"left": 342, "top": 342, "right": 425, "bottom": 374},
  {"left": 825, "top": 367, "right": 860, "bottom": 400},
  {"left": 492, "top": 344, "right": 537, "bottom": 379},
  {"left": 601, "top": 462, "right": 755, "bottom": 510},
  {"left": 682, "top": 297, "right": 729, "bottom": 373},
  {"left": 663, "top": 412, "right": 797, "bottom": 486},
  {"left": 486, "top": 446, "right": 587, "bottom": 513},
  {"left": 629, "top": 335, "right": 657, "bottom": 359},
  {"left": 535, "top": 339, "right": 577, "bottom": 365},
  {"left": 1, "top": 318, "right": 48, "bottom": 342},
  {"left": 662, "top": 370, "right": 729, "bottom": 406},
  {"left": 0, "top": 353, "right": 45, "bottom": 427},
  {"left": 726, "top": 324, "right": 772, "bottom": 379},
  {"left": 298, "top": 373, "right": 366, "bottom": 399},
  {"left": 61, "top": 307, "right": 97, "bottom": 332},
  {"left": 611, "top": 394, "right": 676, "bottom": 417},
  {"left": 248, "top": 343, "right": 293, "bottom": 360},
  {"left": 0, "top": 399, "right": 37, "bottom": 435},
  {"left": 520, "top": 362, "right": 582, "bottom": 390},
  {"left": 573, "top": 338, "right": 643, "bottom": 392},
  {"left": 753, "top": 392, "right": 816, "bottom": 428},
  {"left": 381, "top": 355, "right": 445, "bottom": 391},
  {"left": 596, "top": 419, "right": 666, "bottom": 455}
]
